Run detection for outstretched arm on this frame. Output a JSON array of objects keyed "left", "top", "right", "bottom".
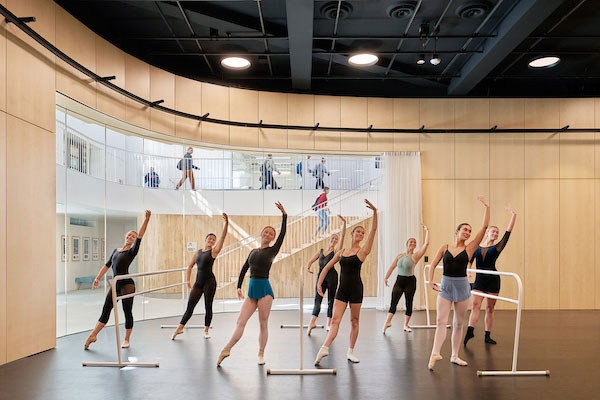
[
  {"left": 317, "top": 250, "right": 342, "bottom": 296},
  {"left": 336, "top": 215, "right": 347, "bottom": 252},
  {"left": 496, "top": 207, "right": 516, "bottom": 252},
  {"left": 428, "top": 244, "right": 446, "bottom": 292},
  {"left": 466, "top": 197, "right": 490, "bottom": 257},
  {"left": 412, "top": 225, "right": 430, "bottom": 262},
  {"left": 271, "top": 202, "right": 287, "bottom": 252},
  {"left": 306, "top": 251, "right": 320, "bottom": 274},
  {"left": 358, "top": 199, "right": 377, "bottom": 260},
  {"left": 384, "top": 254, "right": 401, "bottom": 287},
  {"left": 212, "top": 213, "right": 229, "bottom": 258},
  {"left": 506, "top": 206, "right": 517, "bottom": 233},
  {"left": 138, "top": 210, "right": 152, "bottom": 238}
]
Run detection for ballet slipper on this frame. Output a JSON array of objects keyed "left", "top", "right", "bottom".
[
  {"left": 217, "top": 347, "right": 231, "bottom": 366},
  {"left": 314, "top": 346, "right": 329, "bottom": 366},
  {"left": 84, "top": 335, "right": 97, "bottom": 350},
  {"left": 382, "top": 322, "right": 392, "bottom": 334},
  {"left": 428, "top": 353, "right": 443, "bottom": 370},
  {"left": 258, "top": 351, "right": 266, "bottom": 365},
  {"left": 171, "top": 328, "right": 184, "bottom": 340},
  {"left": 307, "top": 321, "right": 317, "bottom": 336},
  {"left": 204, "top": 332, "right": 211, "bottom": 339},
  {"left": 450, "top": 356, "right": 468, "bottom": 366},
  {"left": 347, "top": 349, "right": 360, "bottom": 363},
  {"left": 121, "top": 340, "right": 130, "bottom": 349},
  {"left": 403, "top": 325, "right": 412, "bottom": 332}
]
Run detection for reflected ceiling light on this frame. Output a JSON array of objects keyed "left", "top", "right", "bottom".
[
  {"left": 221, "top": 56, "right": 251, "bottom": 70},
  {"left": 348, "top": 53, "right": 379, "bottom": 66},
  {"left": 416, "top": 54, "right": 426, "bottom": 65},
  {"left": 528, "top": 56, "right": 560, "bottom": 69},
  {"left": 430, "top": 54, "right": 441, "bottom": 65}
]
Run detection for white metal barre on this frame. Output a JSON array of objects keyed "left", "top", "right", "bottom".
[
  {"left": 267, "top": 261, "right": 335, "bottom": 375},
  {"left": 280, "top": 325, "right": 324, "bottom": 329},
  {"left": 423, "top": 264, "right": 550, "bottom": 377},
  {"left": 83, "top": 266, "right": 190, "bottom": 368},
  {"left": 160, "top": 325, "right": 211, "bottom": 329}
]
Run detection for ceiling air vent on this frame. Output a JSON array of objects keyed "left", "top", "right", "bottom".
[
  {"left": 456, "top": 1, "right": 491, "bottom": 19},
  {"left": 320, "top": 1, "right": 353, "bottom": 20},
  {"left": 387, "top": 2, "right": 418, "bottom": 19}
]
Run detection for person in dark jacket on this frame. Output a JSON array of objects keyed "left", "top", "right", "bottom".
[
  {"left": 144, "top": 167, "right": 160, "bottom": 188},
  {"left": 176, "top": 147, "right": 199, "bottom": 190}
]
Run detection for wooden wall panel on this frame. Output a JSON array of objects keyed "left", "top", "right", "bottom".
[
  {"left": 149, "top": 67, "right": 175, "bottom": 135},
  {"left": 455, "top": 98, "right": 489, "bottom": 129},
  {"left": 0, "top": 111, "right": 6, "bottom": 364},
  {"left": 524, "top": 179, "right": 559, "bottom": 309},
  {"left": 367, "top": 98, "right": 393, "bottom": 152},
  {"left": 490, "top": 133, "right": 524, "bottom": 179},
  {"left": 6, "top": 0, "right": 56, "bottom": 132},
  {"left": 124, "top": 55, "right": 150, "bottom": 129},
  {"left": 230, "top": 88, "right": 258, "bottom": 147},
  {"left": 0, "top": 13, "right": 6, "bottom": 112},
  {"left": 559, "top": 180, "right": 595, "bottom": 309},
  {"left": 258, "top": 91, "right": 287, "bottom": 148},
  {"left": 95, "top": 37, "right": 125, "bottom": 121},
  {"left": 201, "top": 83, "right": 229, "bottom": 145},
  {"left": 597, "top": 99, "right": 600, "bottom": 179},
  {"left": 287, "top": 94, "right": 314, "bottom": 149},
  {"left": 55, "top": 6, "right": 96, "bottom": 108},
  {"left": 454, "top": 180, "right": 489, "bottom": 231},
  {"left": 524, "top": 98, "right": 559, "bottom": 129},
  {"left": 392, "top": 98, "right": 419, "bottom": 151},
  {"left": 420, "top": 133, "right": 454, "bottom": 179},
  {"left": 420, "top": 98, "right": 454, "bottom": 129},
  {"left": 559, "top": 98, "right": 595, "bottom": 178},
  {"left": 596, "top": 180, "right": 600, "bottom": 309},
  {"left": 489, "top": 98, "right": 524, "bottom": 129},
  {"left": 524, "top": 132, "right": 559, "bottom": 179},
  {"left": 560, "top": 98, "right": 595, "bottom": 128},
  {"left": 455, "top": 133, "right": 489, "bottom": 179},
  {"left": 340, "top": 97, "right": 366, "bottom": 151},
  {"left": 174, "top": 76, "right": 202, "bottom": 141},
  {"left": 315, "top": 96, "right": 341, "bottom": 150},
  {"left": 5, "top": 116, "right": 55, "bottom": 362}
]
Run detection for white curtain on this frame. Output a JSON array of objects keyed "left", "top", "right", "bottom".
[{"left": 377, "top": 152, "right": 423, "bottom": 311}]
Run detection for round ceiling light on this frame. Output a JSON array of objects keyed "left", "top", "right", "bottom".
[
  {"left": 430, "top": 54, "right": 441, "bottom": 65},
  {"left": 528, "top": 56, "right": 560, "bottom": 69},
  {"left": 416, "top": 54, "right": 426, "bottom": 65},
  {"left": 348, "top": 53, "right": 379, "bottom": 66},
  {"left": 221, "top": 56, "right": 251, "bottom": 70}
]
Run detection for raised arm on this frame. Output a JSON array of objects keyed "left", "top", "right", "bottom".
[
  {"left": 496, "top": 207, "right": 516, "bottom": 252},
  {"left": 428, "top": 244, "right": 446, "bottom": 292},
  {"left": 466, "top": 197, "right": 490, "bottom": 257},
  {"left": 185, "top": 253, "right": 197, "bottom": 289},
  {"left": 412, "top": 225, "right": 430, "bottom": 262},
  {"left": 358, "top": 199, "right": 377, "bottom": 260},
  {"left": 137, "top": 210, "right": 152, "bottom": 238},
  {"left": 384, "top": 254, "right": 401, "bottom": 287},
  {"left": 317, "top": 249, "right": 343, "bottom": 296},
  {"left": 506, "top": 206, "right": 517, "bottom": 233},
  {"left": 271, "top": 202, "right": 287, "bottom": 253},
  {"left": 306, "top": 251, "right": 320, "bottom": 274},
  {"left": 336, "top": 215, "right": 347, "bottom": 252},
  {"left": 212, "top": 213, "right": 229, "bottom": 258}
]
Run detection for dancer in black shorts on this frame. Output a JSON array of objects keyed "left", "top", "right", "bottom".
[
  {"left": 84, "top": 210, "right": 152, "bottom": 350},
  {"left": 314, "top": 199, "right": 377, "bottom": 366},
  {"left": 307, "top": 215, "right": 346, "bottom": 335},
  {"left": 464, "top": 206, "right": 516, "bottom": 346},
  {"left": 172, "top": 213, "right": 229, "bottom": 340}
]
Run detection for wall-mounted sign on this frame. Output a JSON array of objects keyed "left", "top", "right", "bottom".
[{"left": 187, "top": 242, "right": 197, "bottom": 252}]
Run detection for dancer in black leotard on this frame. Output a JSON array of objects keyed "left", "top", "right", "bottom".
[
  {"left": 84, "top": 210, "right": 152, "bottom": 350},
  {"left": 217, "top": 202, "right": 287, "bottom": 366},
  {"left": 464, "top": 206, "right": 516, "bottom": 346},
  {"left": 427, "top": 197, "right": 489, "bottom": 370},
  {"left": 314, "top": 200, "right": 377, "bottom": 366},
  {"left": 171, "top": 213, "right": 229, "bottom": 340},
  {"left": 307, "top": 215, "right": 346, "bottom": 335}
]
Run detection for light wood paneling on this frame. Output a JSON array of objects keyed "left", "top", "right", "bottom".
[
  {"left": 490, "top": 133, "right": 524, "bottom": 179},
  {"left": 455, "top": 98, "right": 489, "bottom": 129},
  {"left": 125, "top": 55, "right": 150, "bottom": 129},
  {"left": 96, "top": 37, "right": 125, "bottom": 121},
  {"left": 229, "top": 88, "right": 258, "bottom": 147},
  {"left": 258, "top": 92, "right": 287, "bottom": 148},
  {"left": 174, "top": 76, "right": 202, "bottom": 141},
  {"left": 6, "top": 0, "right": 56, "bottom": 132},
  {"left": 597, "top": 99, "right": 600, "bottom": 179},
  {"left": 524, "top": 132, "right": 559, "bottom": 179},
  {"left": 201, "top": 83, "right": 229, "bottom": 145},
  {"left": 287, "top": 94, "right": 314, "bottom": 149},
  {"left": 596, "top": 180, "right": 600, "bottom": 309},
  {"left": 490, "top": 98, "right": 524, "bottom": 129},
  {"left": 419, "top": 99, "right": 454, "bottom": 129},
  {"left": 392, "top": 98, "right": 419, "bottom": 151},
  {"left": 6, "top": 115, "right": 55, "bottom": 362},
  {"left": 559, "top": 99, "right": 595, "bottom": 178},
  {"left": 560, "top": 98, "right": 595, "bottom": 129},
  {"left": 420, "top": 133, "right": 454, "bottom": 179},
  {"left": 316, "top": 96, "right": 341, "bottom": 150},
  {"left": 367, "top": 98, "right": 393, "bottom": 151},
  {"left": 524, "top": 98, "right": 559, "bottom": 129},
  {"left": 340, "top": 97, "right": 366, "bottom": 151},
  {"left": 55, "top": 6, "right": 96, "bottom": 108},
  {"left": 0, "top": 13, "right": 6, "bottom": 112},
  {"left": 524, "top": 179, "right": 559, "bottom": 309},
  {"left": 454, "top": 180, "right": 489, "bottom": 231},
  {"left": 149, "top": 67, "right": 175, "bottom": 135},
  {"left": 0, "top": 111, "right": 6, "bottom": 364},
  {"left": 559, "top": 179, "right": 595, "bottom": 309},
  {"left": 455, "top": 133, "right": 489, "bottom": 179}
]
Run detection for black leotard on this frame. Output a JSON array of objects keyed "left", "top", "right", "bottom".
[
  {"left": 312, "top": 249, "right": 339, "bottom": 317},
  {"left": 335, "top": 253, "right": 363, "bottom": 304},
  {"left": 442, "top": 247, "right": 469, "bottom": 277},
  {"left": 195, "top": 249, "right": 216, "bottom": 283},
  {"left": 180, "top": 249, "right": 217, "bottom": 327},
  {"left": 237, "top": 214, "right": 287, "bottom": 288},
  {"left": 105, "top": 238, "right": 141, "bottom": 279},
  {"left": 471, "top": 231, "right": 510, "bottom": 293}
]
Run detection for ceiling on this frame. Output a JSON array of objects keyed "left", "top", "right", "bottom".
[{"left": 54, "top": 0, "right": 600, "bottom": 97}]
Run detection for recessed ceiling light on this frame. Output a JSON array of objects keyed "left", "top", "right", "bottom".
[
  {"left": 528, "top": 56, "right": 560, "bottom": 69},
  {"left": 221, "top": 56, "right": 251, "bottom": 70},
  {"left": 416, "top": 54, "right": 426, "bottom": 65},
  {"left": 430, "top": 54, "right": 441, "bottom": 65},
  {"left": 348, "top": 53, "right": 379, "bottom": 66}
]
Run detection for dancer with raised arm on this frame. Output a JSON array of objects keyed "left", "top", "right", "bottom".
[
  {"left": 464, "top": 207, "right": 516, "bottom": 346},
  {"left": 382, "top": 225, "right": 429, "bottom": 334},
  {"left": 172, "top": 213, "right": 229, "bottom": 340},
  {"left": 217, "top": 202, "right": 287, "bottom": 366},
  {"left": 427, "top": 197, "right": 489, "bottom": 370},
  {"left": 84, "top": 210, "right": 152, "bottom": 350},
  {"left": 307, "top": 215, "right": 346, "bottom": 335},
  {"left": 314, "top": 200, "right": 377, "bottom": 366}
]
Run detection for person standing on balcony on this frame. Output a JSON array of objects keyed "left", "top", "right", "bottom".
[
  {"left": 144, "top": 167, "right": 160, "bottom": 188},
  {"left": 313, "top": 187, "right": 330, "bottom": 238},
  {"left": 217, "top": 202, "right": 287, "bottom": 367},
  {"left": 175, "top": 147, "right": 199, "bottom": 190},
  {"left": 261, "top": 154, "right": 280, "bottom": 189},
  {"left": 296, "top": 155, "right": 312, "bottom": 189},
  {"left": 314, "top": 157, "right": 330, "bottom": 189}
]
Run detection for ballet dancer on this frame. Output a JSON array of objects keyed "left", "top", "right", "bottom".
[
  {"left": 84, "top": 210, "right": 152, "bottom": 350},
  {"left": 172, "top": 213, "right": 229, "bottom": 340},
  {"left": 382, "top": 224, "right": 429, "bottom": 334},
  {"left": 217, "top": 202, "right": 287, "bottom": 366},
  {"left": 307, "top": 215, "right": 347, "bottom": 335},
  {"left": 464, "top": 206, "right": 516, "bottom": 346},
  {"left": 427, "top": 196, "right": 489, "bottom": 370},
  {"left": 314, "top": 199, "right": 377, "bottom": 366}
]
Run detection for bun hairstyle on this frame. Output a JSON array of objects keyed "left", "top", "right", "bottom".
[
  {"left": 262, "top": 225, "right": 276, "bottom": 235},
  {"left": 456, "top": 223, "right": 471, "bottom": 234},
  {"left": 406, "top": 237, "right": 416, "bottom": 245},
  {"left": 351, "top": 225, "right": 365, "bottom": 234},
  {"left": 206, "top": 233, "right": 216, "bottom": 240},
  {"left": 488, "top": 225, "right": 499, "bottom": 231}
]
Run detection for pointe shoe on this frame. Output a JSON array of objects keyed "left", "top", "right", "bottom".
[
  {"left": 428, "top": 354, "right": 443, "bottom": 370},
  {"left": 171, "top": 328, "right": 184, "bottom": 340},
  {"left": 314, "top": 346, "right": 329, "bottom": 366},
  {"left": 307, "top": 322, "right": 317, "bottom": 336},
  {"left": 382, "top": 322, "right": 392, "bottom": 334},
  {"left": 84, "top": 335, "right": 97, "bottom": 350},
  {"left": 121, "top": 340, "right": 130, "bottom": 349},
  {"left": 217, "top": 348, "right": 231, "bottom": 366},
  {"left": 204, "top": 332, "right": 211, "bottom": 339},
  {"left": 347, "top": 349, "right": 360, "bottom": 363},
  {"left": 403, "top": 326, "right": 412, "bottom": 332},
  {"left": 450, "top": 356, "right": 468, "bottom": 366},
  {"left": 258, "top": 351, "right": 266, "bottom": 365}
]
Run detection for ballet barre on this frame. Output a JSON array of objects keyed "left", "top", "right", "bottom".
[
  {"left": 83, "top": 267, "right": 190, "bottom": 368},
  {"left": 160, "top": 325, "right": 211, "bottom": 329},
  {"left": 280, "top": 324, "right": 324, "bottom": 329},
  {"left": 423, "top": 264, "right": 550, "bottom": 377}
]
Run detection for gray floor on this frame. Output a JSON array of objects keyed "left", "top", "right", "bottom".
[{"left": 1, "top": 309, "right": 598, "bottom": 400}]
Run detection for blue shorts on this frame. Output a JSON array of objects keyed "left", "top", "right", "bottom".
[
  {"left": 248, "top": 278, "right": 275, "bottom": 300},
  {"left": 439, "top": 276, "right": 471, "bottom": 303}
]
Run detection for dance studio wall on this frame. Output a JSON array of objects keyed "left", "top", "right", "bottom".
[{"left": 1, "top": 0, "right": 600, "bottom": 365}]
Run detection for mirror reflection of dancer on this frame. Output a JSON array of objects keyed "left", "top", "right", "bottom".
[
  {"left": 314, "top": 200, "right": 377, "bottom": 366},
  {"left": 217, "top": 202, "right": 287, "bottom": 367},
  {"left": 307, "top": 215, "right": 346, "bottom": 335},
  {"left": 464, "top": 207, "right": 516, "bottom": 346},
  {"left": 84, "top": 210, "right": 152, "bottom": 350},
  {"left": 172, "top": 213, "right": 229, "bottom": 340},
  {"left": 427, "top": 197, "right": 489, "bottom": 370},
  {"left": 382, "top": 225, "right": 429, "bottom": 334}
]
